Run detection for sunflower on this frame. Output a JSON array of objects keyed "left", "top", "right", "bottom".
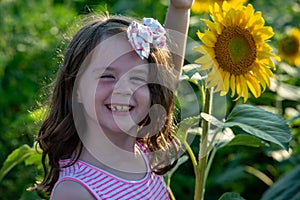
[
  {"left": 193, "top": 2, "right": 280, "bottom": 102},
  {"left": 278, "top": 28, "right": 300, "bottom": 67},
  {"left": 191, "top": 0, "right": 247, "bottom": 14}
]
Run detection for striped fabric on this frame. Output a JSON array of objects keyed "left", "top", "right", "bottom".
[{"left": 51, "top": 144, "right": 170, "bottom": 200}]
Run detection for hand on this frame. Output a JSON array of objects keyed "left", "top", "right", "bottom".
[{"left": 170, "top": 0, "right": 194, "bottom": 9}]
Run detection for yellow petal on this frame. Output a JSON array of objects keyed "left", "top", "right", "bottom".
[
  {"left": 241, "top": 76, "right": 249, "bottom": 102},
  {"left": 206, "top": 67, "right": 219, "bottom": 88},
  {"left": 230, "top": 74, "right": 236, "bottom": 97},
  {"left": 256, "top": 26, "right": 274, "bottom": 40},
  {"left": 195, "top": 54, "right": 214, "bottom": 64},
  {"left": 193, "top": 45, "right": 215, "bottom": 58},
  {"left": 254, "top": 69, "right": 267, "bottom": 91},
  {"left": 246, "top": 74, "right": 261, "bottom": 98},
  {"left": 222, "top": 1, "right": 231, "bottom": 13},
  {"left": 201, "top": 18, "right": 216, "bottom": 31},
  {"left": 206, "top": 66, "right": 224, "bottom": 92},
  {"left": 215, "top": 69, "right": 226, "bottom": 92},
  {"left": 223, "top": 71, "right": 230, "bottom": 93},
  {"left": 257, "top": 65, "right": 271, "bottom": 86},
  {"left": 196, "top": 31, "right": 204, "bottom": 40},
  {"left": 193, "top": 45, "right": 208, "bottom": 54},
  {"left": 202, "top": 31, "right": 217, "bottom": 46},
  {"left": 235, "top": 75, "right": 242, "bottom": 100},
  {"left": 244, "top": 4, "right": 255, "bottom": 19},
  {"left": 200, "top": 61, "right": 214, "bottom": 71}
]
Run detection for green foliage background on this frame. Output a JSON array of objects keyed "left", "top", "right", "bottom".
[{"left": 0, "top": 0, "right": 299, "bottom": 199}]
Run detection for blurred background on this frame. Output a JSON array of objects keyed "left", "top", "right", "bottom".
[{"left": 0, "top": 0, "right": 299, "bottom": 199}]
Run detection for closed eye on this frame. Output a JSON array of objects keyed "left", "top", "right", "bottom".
[
  {"left": 100, "top": 74, "right": 115, "bottom": 79},
  {"left": 130, "top": 76, "right": 147, "bottom": 83}
]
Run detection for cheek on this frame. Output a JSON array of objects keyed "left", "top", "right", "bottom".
[
  {"left": 145, "top": 91, "right": 151, "bottom": 108},
  {"left": 76, "top": 89, "right": 97, "bottom": 123},
  {"left": 94, "top": 82, "right": 112, "bottom": 104},
  {"left": 78, "top": 81, "right": 103, "bottom": 117},
  {"left": 136, "top": 86, "right": 151, "bottom": 110},
  {"left": 78, "top": 75, "right": 98, "bottom": 103}
]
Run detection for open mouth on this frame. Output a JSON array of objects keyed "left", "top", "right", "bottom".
[{"left": 106, "top": 104, "right": 133, "bottom": 112}]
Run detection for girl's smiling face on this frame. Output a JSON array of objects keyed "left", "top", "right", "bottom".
[{"left": 76, "top": 34, "right": 151, "bottom": 139}]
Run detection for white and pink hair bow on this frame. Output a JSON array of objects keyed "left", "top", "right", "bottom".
[{"left": 127, "top": 18, "right": 166, "bottom": 60}]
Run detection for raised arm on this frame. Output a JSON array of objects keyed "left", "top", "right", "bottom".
[{"left": 164, "top": 0, "right": 194, "bottom": 75}]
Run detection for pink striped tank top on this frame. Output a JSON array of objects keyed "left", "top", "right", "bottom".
[{"left": 51, "top": 144, "right": 170, "bottom": 200}]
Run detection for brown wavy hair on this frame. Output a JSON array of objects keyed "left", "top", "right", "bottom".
[{"left": 36, "top": 14, "right": 182, "bottom": 194}]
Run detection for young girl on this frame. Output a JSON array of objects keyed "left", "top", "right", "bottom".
[{"left": 36, "top": 0, "right": 193, "bottom": 199}]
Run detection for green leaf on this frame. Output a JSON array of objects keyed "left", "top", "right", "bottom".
[
  {"left": 218, "top": 192, "right": 246, "bottom": 200},
  {"left": 225, "top": 122, "right": 286, "bottom": 148},
  {"left": 261, "top": 165, "right": 300, "bottom": 200},
  {"left": 24, "top": 153, "right": 41, "bottom": 166},
  {"left": 218, "top": 134, "right": 269, "bottom": 149},
  {"left": 181, "top": 64, "right": 205, "bottom": 88},
  {"left": 0, "top": 144, "right": 36, "bottom": 181},
  {"left": 184, "top": 77, "right": 204, "bottom": 89},
  {"left": 24, "top": 152, "right": 43, "bottom": 172},
  {"left": 187, "top": 127, "right": 202, "bottom": 136},
  {"left": 176, "top": 116, "right": 201, "bottom": 142},
  {"left": 182, "top": 64, "right": 201, "bottom": 78},
  {"left": 201, "top": 112, "right": 224, "bottom": 128},
  {"left": 224, "top": 104, "right": 292, "bottom": 150}
]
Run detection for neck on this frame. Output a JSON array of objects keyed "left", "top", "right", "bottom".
[
  {"left": 102, "top": 128, "right": 138, "bottom": 153},
  {"left": 78, "top": 120, "right": 146, "bottom": 169},
  {"left": 81, "top": 112, "right": 139, "bottom": 149}
]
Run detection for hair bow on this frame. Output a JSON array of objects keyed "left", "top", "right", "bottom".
[{"left": 127, "top": 18, "right": 166, "bottom": 60}]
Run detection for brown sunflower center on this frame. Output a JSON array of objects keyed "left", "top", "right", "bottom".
[
  {"left": 278, "top": 36, "right": 299, "bottom": 56},
  {"left": 214, "top": 26, "right": 257, "bottom": 75}
]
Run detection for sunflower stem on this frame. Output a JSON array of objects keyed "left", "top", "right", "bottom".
[{"left": 194, "top": 87, "right": 213, "bottom": 200}]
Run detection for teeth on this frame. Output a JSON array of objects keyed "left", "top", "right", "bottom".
[{"left": 109, "top": 105, "right": 131, "bottom": 112}]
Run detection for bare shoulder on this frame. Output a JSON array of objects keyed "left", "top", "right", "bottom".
[{"left": 51, "top": 180, "right": 95, "bottom": 200}]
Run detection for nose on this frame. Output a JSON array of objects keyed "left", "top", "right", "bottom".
[{"left": 112, "top": 77, "right": 133, "bottom": 96}]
